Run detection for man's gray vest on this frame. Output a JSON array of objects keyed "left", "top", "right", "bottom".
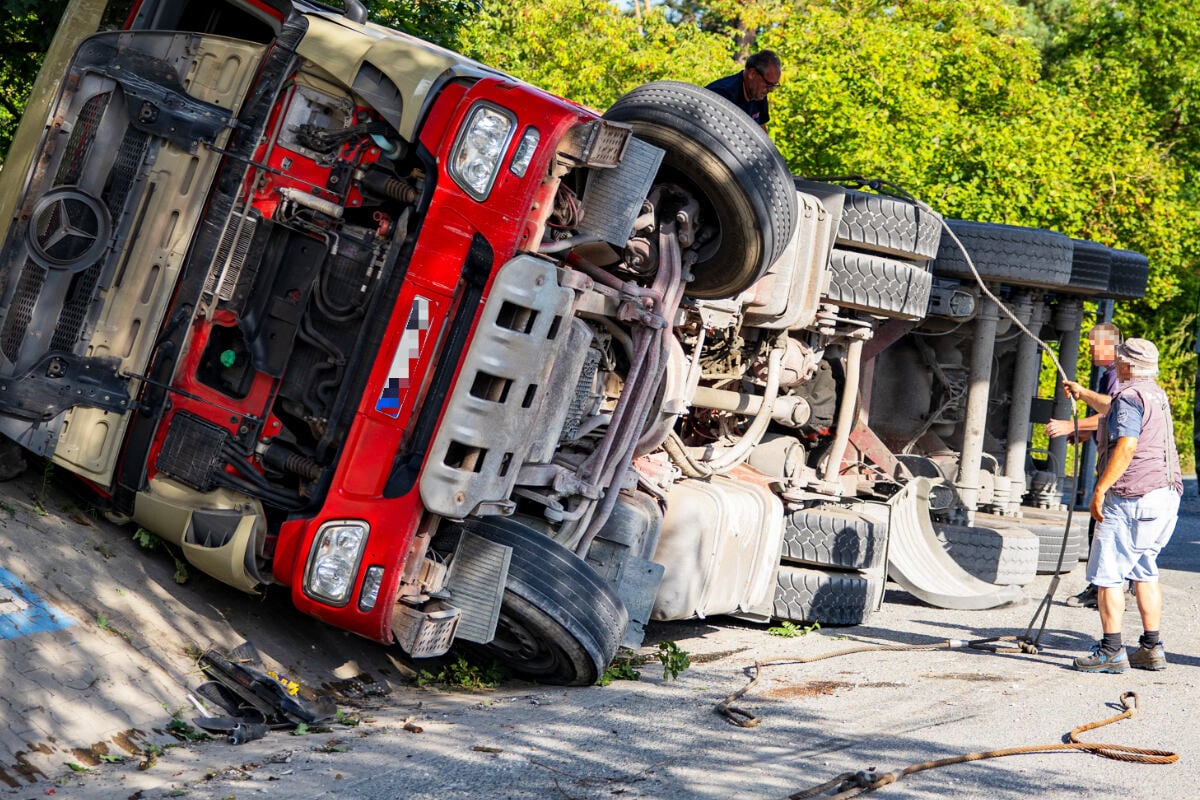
[{"left": 1097, "top": 378, "right": 1182, "bottom": 497}]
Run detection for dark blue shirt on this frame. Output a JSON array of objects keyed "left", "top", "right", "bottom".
[{"left": 705, "top": 72, "right": 770, "bottom": 126}]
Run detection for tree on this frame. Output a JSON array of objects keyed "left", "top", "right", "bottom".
[
  {"left": 0, "top": 0, "right": 69, "bottom": 162},
  {"left": 361, "top": 0, "right": 480, "bottom": 50},
  {"left": 1020, "top": 0, "right": 1200, "bottom": 457},
  {"left": 752, "top": 0, "right": 1195, "bottom": 462},
  {"left": 457, "top": 0, "right": 732, "bottom": 110}
]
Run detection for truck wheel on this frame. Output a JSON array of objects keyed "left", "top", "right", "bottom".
[
  {"left": 1099, "top": 248, "right": 1149, "bottom": 301},
  {"left": 835, "top": 189, "right": 943, "bottom": 262},
  {"left": 931, "top": 220, "right": 1073, "bottom": 289},
  {"left": 782, "top": 505, "right": 886, "bottom": 571},
  {"left": 935, "top": 523, "right": 1039, "bottom": 586},
  {"left": 604, "top": 81, "right": 796, "bottom": 299},
  {"left": 825, "top": 250, "right": 933, "bottom": 320},
  {"left": 772, "top": 565, "right": 882, "bottom": 626},
  {"left": 1067, "top": 238, "right": 1112, "bottom": 294},
  {"left": 1029, "top": 524, "right": 1081, "bottom": 574},
  {"left": 459, "top": 517, "right": 628, "bottom": 686}
]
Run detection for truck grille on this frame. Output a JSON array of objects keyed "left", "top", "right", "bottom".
[
  {"left": 1, "top": 265, "right": 46, "bottom": 363},
  {"left": 158, "top": 412, "right": 229, "bottom": 491},
  {"left": 0, "top": 94, "right": 110, "bottom": 363},
  {"left": 49, "top": 128, "right": 150, "bottom": 354},
  {"left": 57, "top": 93, "right": 109, "bottom": 184}
]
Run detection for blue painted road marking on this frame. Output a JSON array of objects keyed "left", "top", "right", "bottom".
[{"left": 0, "top": 566, "right": 75, "bottom": 640}]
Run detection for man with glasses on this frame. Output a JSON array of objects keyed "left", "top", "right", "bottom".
[
  {"left": 704, "top": 50, "right": 782, "bottom": 132},
  {"left": 1049, "top": 321, "right": 1125, "bottom": 609}
]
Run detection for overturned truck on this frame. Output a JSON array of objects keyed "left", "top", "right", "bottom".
[{"left": 0, "top": 0, "right": 1146, "bottom": 684}]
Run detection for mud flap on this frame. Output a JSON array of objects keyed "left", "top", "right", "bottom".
[
  {"left": 885, "top": 478, "right": 1023, "bottom": 610},
  {"left": 444, "top": 531, "right": 510, "bottom": 644}
]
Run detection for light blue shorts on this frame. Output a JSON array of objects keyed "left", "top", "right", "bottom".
[{"left": 1086, "top": 486, "right": 1180, "bottom": 587}]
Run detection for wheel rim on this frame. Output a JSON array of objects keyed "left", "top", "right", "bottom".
[{"left": 489, "top": 604, "right": 572, "bottom": 678}]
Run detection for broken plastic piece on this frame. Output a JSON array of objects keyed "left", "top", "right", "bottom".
[{"left": 198, "top": 642, "right": 336, "bottom": 726}]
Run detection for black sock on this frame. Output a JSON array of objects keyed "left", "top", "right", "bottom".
[
  {"left": 1100, "top": 632, "right": 1123, "bottom": 655},
  {"left": 1139, "top": 630, "right": 1160, "bottom": 649}
]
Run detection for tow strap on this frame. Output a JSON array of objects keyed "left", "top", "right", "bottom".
[{"left": 783, "top": 692, "right": 1175, "bottom": 799}]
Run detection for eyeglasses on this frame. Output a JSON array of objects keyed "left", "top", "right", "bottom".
[{"left": 755, "top": 67, "right": 780, "bottom": 90}]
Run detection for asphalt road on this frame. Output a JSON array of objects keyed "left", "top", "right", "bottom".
[{"left": 2, "top": 476, "right": 1198, "bottom": 799}]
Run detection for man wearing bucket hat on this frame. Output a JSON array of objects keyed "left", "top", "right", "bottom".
[{"left": 1070, "top": 337, "right": 1182, "bottom": 673}]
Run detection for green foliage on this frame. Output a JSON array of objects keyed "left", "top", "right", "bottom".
[
  {"left": 753, "top": 0, "right": 1196, "bottom": 466},
  {"left": 0, "top": 0, "right": 68, "bottom": 162},
  {"left": 362, "top": 0, "right": 480, "bottom": 49},
  {"left": 171, "top": 556, "right": 190, "bottom": 585},
  {"left": 457, "top": 0, "right": 733, "bottom": 111},
  {"left": 768, "top": 620, "right": 820, "bottom": 638},
  {"left": 335, "top": 709, "right": 361, "bottom": 726},
  {"left": 165, "top": 719, "right": 209, "bottom": 742},
  {"left": 596, "top": 654, "right": 641, "bottom": 686},
  {"left": 131, "top": 528, "right": 190, "bottom": 584},
  {"left": 132, "top": 528, "right": 160, "bottom": 550},
  {"left": 317, "top": 739, "right": 349, "bottom": 753},
  {"left": 416, "top": 655, "right": 507, "bottom": 689},
  {"left": 656, "top": 640, "right": 691, "bottom": 680}
]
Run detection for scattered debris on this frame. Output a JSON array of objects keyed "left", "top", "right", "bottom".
[{"left": 185, "top": 642, "right": 336, "bottom": 745}]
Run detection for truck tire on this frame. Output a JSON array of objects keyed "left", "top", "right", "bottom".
[
  {"left": 931, "top": 220, "right": 1073, "bottom": 289},
  {"left": 1099, "top": 248, "right": 1149, "bottom": 301},
  {"left": 458, "top": 517, "right": 628, "bottom": 686},
  {"left": 835, "top": 189, "right": 943, "bottom": 261},
  {"left": 1031, "top": 524, "right": 1081, "bottom": 574},
  {"left": 772, "top": 565, "right": 882, "bottom": 626},
  {"left": 604, "top": 81, "right": 796, "bottom": 299},
  {"left": 936, "top": 524, "right": 1039, "bottom": 586},
  {"left": 1067, "top": 238, "right": 1112, "bottom": 294},
  {"left": 781, "top": 505, "right": 886, "bottom": 571},
  {"left": 825, "top": 250, "right": 933, "bottom": 320}
]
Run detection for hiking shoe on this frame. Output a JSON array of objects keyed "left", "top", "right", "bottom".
[
  {"left": 1073, "top": 643, "right": 1129, "bottom": 673},
  {"left": 1128, "top": 642, "right": 1167, "bottom": 671},
  {"left": 1065, "top": 585, "right": 1098, "bottom": 608}
]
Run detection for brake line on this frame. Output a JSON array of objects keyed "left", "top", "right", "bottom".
[{"left": 783, "top": 692, "right": 1176, "bottom": 799}]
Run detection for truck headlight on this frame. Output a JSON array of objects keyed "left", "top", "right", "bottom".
[
  {"left": 304, "top": 521, "right": 369, "bottom": 605},
  {"left": 450, "top": 103, "right": 515, "bottom": 200}
]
